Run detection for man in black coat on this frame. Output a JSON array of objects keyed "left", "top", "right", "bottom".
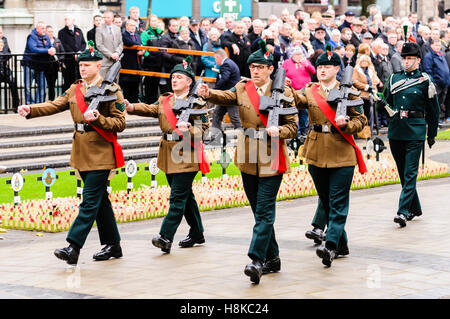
[
  {"left": 189, "top": 18, "right": 208, "bottom": 75},
  {"left": 87, "top": 15, "right": 102, "bottom": 48},
  {"left": 210, "top": 49, "right": 242, "bottom": 142},
  {"left": 119, "top": 20, "right": 144, "bottom": 103},
  {"left": 58, "top": 15, "right": 86, "bottom": 91},
  {"left": 160, "top": 19, "right": 179, "bottom": 93},
  {"left": 221, "top": 21, "right": 252, "bottom": 78},
  {"left": 350, "top": 19, "right": 363, "bottom": 49}
]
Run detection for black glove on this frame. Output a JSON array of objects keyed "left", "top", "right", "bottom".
[
  {"left": 376, "top": 99, "right": 386, "bottom": 112},
  {"left": 427, "top": 137, "right": 435, "bottom": 149}
]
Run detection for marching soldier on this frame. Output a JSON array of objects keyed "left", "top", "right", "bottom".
[
  {"left": 18, "top": 44, "right": 126, "bottom": 265},
  {"left": 379, "top": 42, "right": 440, "bottom": 227},
  {"left": 291, "top": 47, "right": 367, "bottom": 267},
  {"left": 198, "top": 42, "right": 298, "bottom": 284},
  {"left": 125, "top": 57, "right": 209, "bottom": 254}
]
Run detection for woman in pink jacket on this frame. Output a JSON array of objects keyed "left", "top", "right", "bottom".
[
  {"left": 282, "top": 46, "right": 316, "bottom": 136},
  {"left": 281, "top": 46, "right": 316, "bottom": 90}
]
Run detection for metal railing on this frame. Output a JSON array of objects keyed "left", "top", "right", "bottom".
[{"left": 0, "top": 52, "right": 79, "bottom": 114}]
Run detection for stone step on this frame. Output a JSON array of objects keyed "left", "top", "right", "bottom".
[
  {"left": 0, "top": 129, "right": 163, "bottom": 149},
  {"left": 0, "top": 118, "right": 159, "bottom": 138},
  {"left": 0, "top": 142, "right": 236, "bottom": 174}
]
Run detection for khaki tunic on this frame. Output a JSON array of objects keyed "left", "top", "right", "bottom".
[
  {"left": 292, "top": 82, "right": 367, "bottom": 168},
  {"left": 206, "top": 80, "right": 298, "bottom": 177},
  {"left": 129, "top": 93, "right": 209, "bottom": 174},
  {"left": 27, "top": 78, "right": 126, "bottom": 171}
]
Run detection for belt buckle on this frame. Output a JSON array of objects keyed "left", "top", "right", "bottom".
[
  {"left": 76, "top": 123, "right": 85, "bottom": 133},
  {"left": 400, "top": 110, "right": 408, "bottom": 119},
  {"left": 167, "top": 134, "right": 174, "bottom": 141},
  {"left": 256, "top": 130, "right": 264, "bottom": 139},
  {"left": 322, "top": 125, "right": 330, "bottom": 133}
]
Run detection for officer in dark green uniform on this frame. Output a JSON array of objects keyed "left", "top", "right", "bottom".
[
  {"left": 380, "top": 42, "right": 440, "bottom": 227},
  {"left": 18, "top": 44, "right": 126, "bottom": 265}
]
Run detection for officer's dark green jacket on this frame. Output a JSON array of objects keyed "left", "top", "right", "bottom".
[{"left": 384, "top": 69, "right": 440, "bottom": 141}]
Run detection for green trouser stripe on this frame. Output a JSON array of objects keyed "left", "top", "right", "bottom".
[
  {"left": 160, "top": 171, "right": 204, "bottom": 241},
  {"left": 389, "top": 139, "right": 423, "bottom": 216},
  {"left": 67, "top": 170, "right": 120, "bottom": 248},
  {"left": 242, "top": 172, "right": 283, "bottom": 262},
  {"left": 308, "top": 165, "right": 354, "bottom": 249}
]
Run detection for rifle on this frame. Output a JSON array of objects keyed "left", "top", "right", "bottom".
[
  {"left": 259, "top": 68, "right": 297, "bottom": 128},
  {"left": 84, "top": 54, "right": 124, "bottom": 112},
  {"left": 327, "top": 65, "right": 364, "bottom": 121},
  {"left": 172, "top": 73, "right": 208, "bottom": 126}
]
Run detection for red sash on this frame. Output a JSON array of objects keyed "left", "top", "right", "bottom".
[
  {"left": 244, "top": 80, "right": 287, "bottom": 174},
  {"left": 311, "top": 84, "right": 367, "bottom": 174},
  {"left": 162, "top": 95, "right": 210, "bottom": 174},
  {"left": 75, "top": 83, "right": 125, "bottom": 168}
]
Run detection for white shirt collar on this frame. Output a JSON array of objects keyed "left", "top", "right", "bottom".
[
  {"left": 255, "top": 80, "right": 271, "bottom": 96},
  {"left": 174, "top": 91, "right": 189, "bottom": 100},
  {"left": 85, "top": 76, "right": 102, "bottom": 89},
  {"left": 320, "top": 81, "right": 337, "bottom": 93}
]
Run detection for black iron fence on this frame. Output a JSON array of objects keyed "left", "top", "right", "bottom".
[{"left": 0, "top": 52, "right": 79, "bottom": 114}]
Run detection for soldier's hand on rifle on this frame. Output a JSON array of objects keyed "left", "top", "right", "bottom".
[
  {"left": 18, "top": 105, "right": 30, "bottom": 117},
  {"left": 335, "top": 115, "right": 348, "bottom": 128},
  {"left": 267, "top": 126, "right": 280, "bottom": 137},
  {"left": 111, "top": 53, "right": 119, "bottom": 61},
  {"left": 427, "top": 137, "right": 435, "bottom": 149},
  {"left": 124, "top": 99, "right": 134, "bottom": 112},
  {"left": 137, "top": 50, "right": 145, "bottom": 56},
  {"left": 177, "top": 121, "right": 191, "bottom": 132},
  {"left": 84, "top": 110, "right": 99, "bottom": 122},
  {"left": 197, "top": 83, "right": 210, "bottom": 98}
]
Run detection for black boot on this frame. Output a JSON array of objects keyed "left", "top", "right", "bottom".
[
  {"left": 54, "top": 244, "right": 80, "bottom": 265},
  {"left": 244, "top": 259, "right": 263, "bottom": 284},
  {"left": 93, "top": 243, "right": 123, "bottom": 261},
  {"left": 262, "top": 256, "right": 281, "bottom": 274},
  {"left": 178, "top": 234, "right": 205, "bottom": 248},
  {"left": 394, "top": 214, "right": 407, "bottom": 227},
  {"left": 305, "top": 227, "right": 325, "bottom": 245},
  {"left": 152, "top": 234, "right": 172, "bottom": 253},
  {"left": 316, "top": 243, "right": 337, "bottom": 267}
]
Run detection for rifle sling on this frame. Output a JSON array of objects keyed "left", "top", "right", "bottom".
[
  {"left": 311, "top": 84, "right": 367, "bottom": 174},
  {"left": 244, "top": 80, "right": 287, "bottom": 174},
  {"left": 75, "top": 83, "right": 125, "bottom": 168},
  {"left": 162, "top": 95, "right": 210, "bottom": 174}
]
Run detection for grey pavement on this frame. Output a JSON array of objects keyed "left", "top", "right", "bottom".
[{"left": 0, "top": 176, "right": 450, "bottom": 299}]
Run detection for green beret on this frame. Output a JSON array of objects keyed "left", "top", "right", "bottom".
[
  {"left": 247, "top": 40, "right": 274, "bottom": 66},
  {"left": 170, "top": 56, "right": 195, "bottom": 81},
  {"left": 315, "top": 44, "right": 341, "bottom": 67},
  {"left": 77, "top": 40, "right": 103, "bottom": 62}
]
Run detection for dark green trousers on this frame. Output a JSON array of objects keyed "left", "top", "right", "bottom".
[
  {"left": 67, "top": 170, "right": 120, "bottom": 248},
  {"left": 241, "top": 172, "right": 283, "bottom": 262},
  {"left": 312, "top": 198, "right": 327, "bottom": 230},
  {"left": 389, "top": 139, "right": 423, "bottom": 216},
  {"left": 308, "top": 165, "right": 354, "bottom": 249},
  {"left": 159, "top": 171, "right": 204, "bottom": 241}
]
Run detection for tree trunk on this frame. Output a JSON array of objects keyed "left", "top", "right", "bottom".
[{"left": 148, "top": 0, "right": 152, "bottom": 16}]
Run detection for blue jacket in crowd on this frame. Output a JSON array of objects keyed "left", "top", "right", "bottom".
[
  {"left": 422, "top": 50, "right": 450, "bottom": 88},
  {"left": 22, "top": 28, "right": 53, "bottom": 69},
  {"left": 201, "top": 40, "right": 222, "bottom": 78}
]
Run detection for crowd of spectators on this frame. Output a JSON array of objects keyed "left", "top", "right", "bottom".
[{"left": 1, "top": 5, "right": 449, "bottom": 125}]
